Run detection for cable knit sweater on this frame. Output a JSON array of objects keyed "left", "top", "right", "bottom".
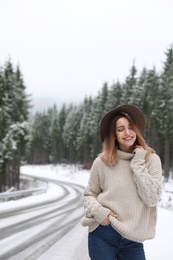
[{"left": 81, "top": 149, "right": 162, "bottom": 243}]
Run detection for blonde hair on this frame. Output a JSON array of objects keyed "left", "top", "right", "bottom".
[{"left": 100, "top": 113, "right": 155, "bottom": 166}]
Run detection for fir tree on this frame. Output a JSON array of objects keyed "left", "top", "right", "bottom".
[
  {"left": 157, "top": 46, "right": 173, "bottom": 178},
  {"left": 105, "top": 80, "right": 122, "bottom": 110},
  {"left": 0, "top": 60, "right": 31, "bottom": 191},
  {"left": 122, "top": 62, "right": 138, "bottom": 104}
]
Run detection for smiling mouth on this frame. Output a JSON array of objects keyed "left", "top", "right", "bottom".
[{"left": 124, "top": 136, "right": 134, "bottom": 141}]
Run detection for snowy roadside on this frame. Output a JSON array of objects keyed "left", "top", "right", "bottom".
[
  {"left": 1, "top": 164, "right": 173, "bottom": 260},
  {"left": 144, "top": 207, "right": 173, "bottom": 260}
]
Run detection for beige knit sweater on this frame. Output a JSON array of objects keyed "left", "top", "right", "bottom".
[{"left": 81, "top": 149, "right": 162, "bottom": 243}]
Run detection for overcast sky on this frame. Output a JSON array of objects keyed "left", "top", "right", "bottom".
[{"left": 0, "top": 0, "right": 172, "bottom": 110}]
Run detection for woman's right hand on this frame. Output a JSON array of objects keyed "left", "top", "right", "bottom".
[{"left": 100, "top": 211, "right": 118, "bottom": 226}]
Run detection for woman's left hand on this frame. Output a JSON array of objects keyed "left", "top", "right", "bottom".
[{"left": 133, "top": 145, "right": 143, "bottom": 153}]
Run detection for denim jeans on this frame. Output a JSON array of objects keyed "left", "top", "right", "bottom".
[{"left": 88, "top": 225, "right": 146, "bottom": 260}]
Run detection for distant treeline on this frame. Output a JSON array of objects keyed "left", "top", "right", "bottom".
[{"left": 0, "top": 45, "right": 173, "bottom": 191}]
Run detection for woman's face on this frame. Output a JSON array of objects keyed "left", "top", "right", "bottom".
[{"left": 115, "top": 117, "right": 136, "bottom": 153}]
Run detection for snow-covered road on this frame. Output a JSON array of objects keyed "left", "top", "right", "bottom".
[
  {"left": 38, "top": 212, "right": 89, "bottom": 260},
  {"left": 0, "top": 171, "right": 85, "bottom": 260}
]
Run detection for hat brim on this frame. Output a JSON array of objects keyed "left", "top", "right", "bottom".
[{"left": 99, "top": 104, "right": 146, "bottom": 142}]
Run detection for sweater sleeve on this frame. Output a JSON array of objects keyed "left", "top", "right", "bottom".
[
  {"left": 130, "top": 149, "right": 162, "bottom": 207},
  {"left": 83, "top": 158, "right": 111, "bottom": 223}
]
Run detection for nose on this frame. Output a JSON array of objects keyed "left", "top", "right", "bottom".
[{"left": 124, "top": 128, "right": 130, "bottom": 135}]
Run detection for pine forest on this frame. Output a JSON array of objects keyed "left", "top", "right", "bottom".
[{"left": 0, "top": 45, "right": 173, "bottom": 191}]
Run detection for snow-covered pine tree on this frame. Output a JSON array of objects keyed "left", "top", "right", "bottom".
[
  {"left": 142, "top": 67, "right": 160, "bottom": 150},
  {"left": 62, "top": 104, "right": 83, "bottom": 163},
  {"left": 76, "top": 96, "right": 93, "bottom": 163},
  {"left": 157, "top": 45, "right": 173, "bottom": 179},
  {"left": 105, "top": 80, "right": 123, "bottom": 110},
  {"left": 121, "top": 62, "right": 138, "bottom": 104},
  {"left": 0, "top": 60, "right": 31, "bottom": 191}
]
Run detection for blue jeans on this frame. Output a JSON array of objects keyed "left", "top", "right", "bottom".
[{"left": 88, "top": 225, "right": 146, "bottom": 260}]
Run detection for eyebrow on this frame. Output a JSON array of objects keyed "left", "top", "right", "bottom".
[{"left": 116, "top": 124, "right": 131, "bottom": 129}]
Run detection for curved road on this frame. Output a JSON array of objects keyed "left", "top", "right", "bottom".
[{"left": 0, "top": 174, "right": 85, "bottom": 260}]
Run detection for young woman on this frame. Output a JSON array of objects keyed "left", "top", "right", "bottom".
[{"left": 81, "top": 104, "right": 162, "bottom": 260}]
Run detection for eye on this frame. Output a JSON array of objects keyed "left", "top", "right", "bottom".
[{"left": 117, "top": 127, "right": 124, "bottom": 132}]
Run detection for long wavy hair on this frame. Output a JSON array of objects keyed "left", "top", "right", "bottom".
[{"left": 100, "top": 112, "right": 155, "bottom": 166}]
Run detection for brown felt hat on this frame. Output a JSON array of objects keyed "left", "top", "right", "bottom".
[{"left": 99, "top": 104, "right": 146, "bottom": 142}]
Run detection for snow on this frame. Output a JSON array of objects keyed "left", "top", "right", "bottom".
[
  {"left": 37, "top": 222, "right": 89, "bottom": 260},
  {"left": 144, "top": 208, "right": 173, "bottom": 260},
  {"left": 0, "top": 182, "right": 63, "bottom": 215},
  {"left": 1, "top": 164, "right": 173, "bottom": 260}
]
